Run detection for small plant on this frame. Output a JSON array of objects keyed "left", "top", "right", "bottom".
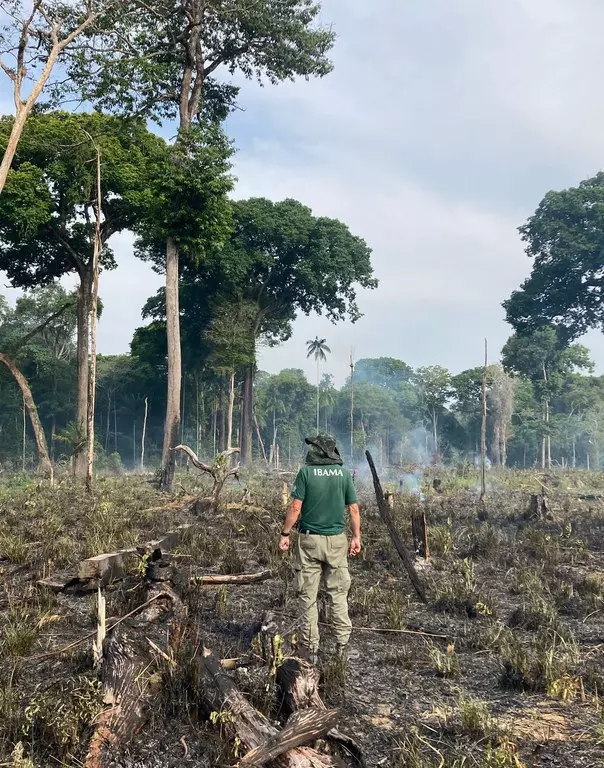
[
  {"left": 429, "top": 643, "right": 460, "bottom": 679},
  {"left": 0, "top": 611, "right": 41, "bottom": 658},
  {"left": 485, "top": 739, "right": 526, "bottom": 768},
  {"left": 321, "top": 653, "right": 348, "bottom": 704},
  {"left": 385, "top": 589, "right": 407, "bottom": 630},
  {"left": 430, "top": 524, "right": 453, "bottom": 556},
  {"left": 23, "top": 675, "right": 103, "bottom": 759},
  {"left": 0, "top": 533, "right": 29, "bottom": 564},
  {"left": 458, "top": 692, "right": 492, "bottom": 736},
  {"left": 215, "top": 585, "right": 229, "bottom": 618}
]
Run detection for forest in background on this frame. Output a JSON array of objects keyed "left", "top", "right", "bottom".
[
  {"left": 1, "top": 1, "right": 604, "bottom": 481},
  {"left": 1, "top": 281, "right": 603, "bottom": 473}
]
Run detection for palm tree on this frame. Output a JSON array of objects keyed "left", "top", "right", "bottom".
[{"left": 306, "top": 337, "right": 331, "bottom": 435}]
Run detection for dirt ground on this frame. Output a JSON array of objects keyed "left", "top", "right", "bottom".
[{"left": 1, "top": 468, "right": 604, "bottom": 767}]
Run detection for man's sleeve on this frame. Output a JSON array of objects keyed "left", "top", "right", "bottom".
[
  {"left": 344, "top": 472, "right": 358, "bottom": 505},
  {"left": 291, "top": 469, "right": 306, "bottom": 501}
]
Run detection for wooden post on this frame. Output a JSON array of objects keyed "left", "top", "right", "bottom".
[
  {"left": 480, "top": 339, "right": 487, "bottom": 504},
  {"left": 365, "top": 451, "right": 427, "bottom": 602},
  {"left": 411, "top": 509, "right": 430, "bottom": 559}
]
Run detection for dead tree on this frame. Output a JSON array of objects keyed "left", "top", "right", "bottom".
[
  {"left": 0, "top": 1, "right": 118, "bottom": 195},
  {"left": 365, "top": 451, "right": 427, "bottom": 602},
  {"left": 173, "top": 444, "right": 240, "bottom": 511}
]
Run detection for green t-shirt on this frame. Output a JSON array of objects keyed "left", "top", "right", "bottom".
[{"left": 291, "top": 465, "right": 358, "bottom": 535}]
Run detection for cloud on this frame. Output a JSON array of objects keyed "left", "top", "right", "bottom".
[
  {"left": 229, "top": 0, "right": 604, "bottom": 382},
  {"left": 4, "top": 0, "right": 604, "bottom": 386}
]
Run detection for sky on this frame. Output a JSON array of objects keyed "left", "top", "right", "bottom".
[{"left": 3, "top": 0, "right": 604, "bottom": 385}]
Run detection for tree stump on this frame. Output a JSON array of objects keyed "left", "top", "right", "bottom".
[
  {"left": 194, "top": 648, "right": 343, "bottom": 767},
  {"left": 411, "top": 510, "right": 430, "bottom": 560}
]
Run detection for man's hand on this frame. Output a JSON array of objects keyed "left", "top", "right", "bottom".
[
  {"left": 279, "top": 534, "right": 291, "bottom": 552},
  {"left": 349, "top": 536, "right": 362, "bottom": 557}
]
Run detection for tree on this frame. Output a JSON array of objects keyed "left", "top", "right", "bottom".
[
  {"left": 0, "top": 0, "right": 118, "bottom": 194},
  {"left": 306, "top": 336, "right": 330, "bottom": 435},
  {"left": 502, "top": 326, "right": 592, "bottom": 468},
  {"left": 0, "top": 288, "right": 77, "bottom": 475},
  {"left": 487, "top": 366, "right": 516, "bottom": 467},
  {"left": 64, "top": 0, "right": 337, "bottom": 489},
  {"left": 137, "top": 197, "right": 376, "bottom": 466},
  {"left": 203, "top": 300, "right": 256, "bottom": 451},
  {"left": 505, "top": 173, "right": 604, "bottom": 341},
  {"left": 204, "top": 197, "right": 375, "bottom": 465},
  {"left": 319, "top": 373, "right": 336, "bottom": 433},
  {"left": 354, "top": 358, "right": 413, "bottom": 391},
  {"left": 0, "top": 111, "right": 167, "bottom": 476},
  {"left": 415, "top": 366, "right": 452, "bottom": 453}
]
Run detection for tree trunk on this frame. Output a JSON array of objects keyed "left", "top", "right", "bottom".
[
  {"left": 0, "top": 353, "right": 52, "bottom": 477},
  {"left": 74, "top": 277, "right": 90, "bottom": 479},
  {"left": 22, "top": 393, "right": 26, "bottom": 471},
  {"left": 193, "top": 649, "right": 340, "bottom": 767},
  {"left": 141, "top": 397, "right": 148, "bottom": 471},
  {"left": 86, "top": 145, "right": 101, "bottom": 493},
  {"left": 240, "top": 363, "right": 254, "bottom": 467},
  {"left": 160, "top": 237, "right": 181, "bottom": 490},
  {"left": 316, "top": 359, "right": 320, "bottom": 435},
  {"left": 227, "top": 371, "right": 235, "bottom": 450},
  {"left": 254, "top": 413, "right": 269, "bottom": 467}
]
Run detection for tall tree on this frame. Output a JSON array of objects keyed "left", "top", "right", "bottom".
[
  {"left": 505, "top": 173, "right": 604, "bottom": 341},
  {"left": 306, "top": 336, "right": 330, "bottom": 435},
  {"left": 137, "top": 197, "right": 376, "bottom": 466},
  {"left": 0, "top": 111, "right": 166, "bottom": 476},
  {"left": 0, "top": 0, "right": 118, "bottom": 193},
  {"left": 415, "top": 366, "right": 452, "bottom": 453},
  {"left": 502, "top": 326, "right": 592, "bottom": 468},
  {"left": 64, "top": 0, "right": 336, "bottom": 489}
]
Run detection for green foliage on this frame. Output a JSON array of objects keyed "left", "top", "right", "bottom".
[
  {"left": 0, "top": 111, "right": 167, "bottom": 289},
  {"left": 61, "top": 0, "right": 336, "bottom": 122},
  {"left": 505, "top": 172, "right": 604, "bottom": 341}
]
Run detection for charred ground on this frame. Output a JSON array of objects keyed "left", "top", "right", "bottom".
[{"left": 1, "top": 468, "right": 603, "bottom": 767}]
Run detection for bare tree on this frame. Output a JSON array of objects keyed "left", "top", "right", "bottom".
[
  {"left": 0, "top": 0, "right": 115, "bottom": 194},
  {"left": 488, "top": 365, "right": 516, "bottom": 468}
]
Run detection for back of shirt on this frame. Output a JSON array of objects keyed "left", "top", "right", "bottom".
[{"left": 291, "top": 465, "right": 358, "bottom": 535}]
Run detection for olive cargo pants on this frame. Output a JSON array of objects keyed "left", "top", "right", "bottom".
[{"left": 294, "top": 532, "right": 352, "bottom": 651}]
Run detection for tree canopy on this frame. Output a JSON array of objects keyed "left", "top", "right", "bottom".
[{"left": 505, "top": 173, "right": 604, "bottom": 341}]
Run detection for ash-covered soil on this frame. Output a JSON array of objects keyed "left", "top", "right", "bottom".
[{"left": 1, "top": 471, "right": 604, "bottom": 767}]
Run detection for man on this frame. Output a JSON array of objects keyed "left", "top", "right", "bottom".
[{"left": 279, "top": 435, "right": 361, "bottom": 662}]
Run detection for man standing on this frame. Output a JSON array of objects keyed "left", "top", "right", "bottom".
[{"left": 279, "top": 435, "right": 361, "bottom": 662}]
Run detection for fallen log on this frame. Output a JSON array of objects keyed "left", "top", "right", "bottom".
[
  {"left": 191, "top": 569, "right": 273, "bottom": 585},
  {"left": 85, "top": 563, "right": 186, "bottom": 768},
  {"left": 365, "top": 451, "right": 427, "bottom": 602},
  {"left": 195, "top": 647, "right": 343, "bottom": 767},
  {"left": 240, "top": 709, "right": 340, "bottom": 766}
]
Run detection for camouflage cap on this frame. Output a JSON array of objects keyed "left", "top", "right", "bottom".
[{"left": 304, "top": 434, "right": 343, "bottom": 466}]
